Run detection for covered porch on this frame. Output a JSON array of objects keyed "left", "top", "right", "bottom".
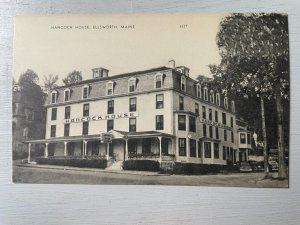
[{"left": 25, "top": 130, "right": 175, "bottom": 163}]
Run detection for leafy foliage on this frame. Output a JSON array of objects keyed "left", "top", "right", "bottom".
[
  {"left": 43, "top": 74, "right": 59, "bottom": 92},
  {"left": 62, "top": 70, "right": 82, "bottom": 85}
]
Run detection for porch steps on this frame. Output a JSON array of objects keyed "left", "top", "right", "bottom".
[{"left": 106, "top": 160, "right": 123, "bottom": 171}]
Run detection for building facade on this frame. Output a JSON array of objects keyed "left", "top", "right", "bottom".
[{"left": 27, "top": 65, "right": 246, "bottom": 165}]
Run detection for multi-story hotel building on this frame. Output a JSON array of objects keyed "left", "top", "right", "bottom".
[{"left": 26, "top": 64, "right": 249, "bottom": 165}]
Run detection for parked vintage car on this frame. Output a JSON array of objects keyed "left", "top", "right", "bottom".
[
  {"left": 248, "top": 160, "right": 264, "bottom": 172},
  {"left": 269, "top": 160, "right": 279, "bottom": 172},
  {"left": 239, "top": 162, "right": 253, "bottom": 173}
]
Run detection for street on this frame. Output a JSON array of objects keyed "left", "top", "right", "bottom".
[{"left": 13, "top": 164, "right": 288, "bottom": 188}]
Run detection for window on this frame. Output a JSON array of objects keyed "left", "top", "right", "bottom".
[
  {"left": 181, "top": 76, "right": 186, "bottom": 91},
  {"left": 240, "top": 133, "right": 246, "bottom": 144},
  {"left": 178, "top": 115, "right": 186, "bottom": 131},
  {"left": 64, "top": 89, "right": 70, "bottom": 102},
  {"left": 247, "top": 133, "right": 251, "bottom": 144},
  {"left": 156, "top": 115, "right": 164, "bottom": 130},
  {"left": 64, "top": 124, "right": 70, "bottom": 137},
  {"left": 65, "top": 106, "right": 70, "bottom": 119},
  {"left": 155, "top": 73, "right": 163, "bottom": 88},
  {"left": 196, "top": 84, "right": 201, "bottom": 98},
  {"left": 51, "top": 108, "right": 57, "bottom": 120},
  {"left": 190, "top": 139, "right": 196, "bottom": 157},
  {"left": 107, "top": 120, "right": 114, "bottom": 131},
  {"left": 195, "top": 103, "right": 199, "bottom": 115},
  {"left": 82, "top": 122, "right": 89, "bottom": 135},
  {"left": 179, "top": 138, "right": 186, "bottom": 156},
  {"left": 209, "top": 108, "right": 212, "bottom": 120},
  {"left": 23, "top": 127, "right": 28, "bottom": 138},
  {"left": 202, "top": 106, "right": 206, "bottom": 119},
  {"left": 224, "top": 97, "right": 228, "bottom": 109},
  {"left": 204, "top": 87, "right": 208, "bottom": 101},
  {"left": 128, "top": 78, "right": 136, "bottom": 92},
  {"left": 51, "top": 91, "right": 57, "bottom": 104},
  {"left": 224, "top": 130, "right": 227, "bottom": 141},
  {"left": 129, "top": 118, "right": 136, "bottom": 132},
  {"left": 231, "top": 131, "right": 234, "bottom": 143},
  {"left": 107, "top": 100, "right": 114, "bottom": 114},
  {"left": 210, "top": 90, "right": 214, "bottom": 103},
  {"left": 214, "top": 143, "right": 219, "bottom": 159},
  {"left": 216, "top": 93, "right": 220, "bottom": 106},
  {"left": 204, "top": 142, "right": 211, "bottom": 158},
  {"left": 129, "top": 97, "right": 136, "bottom": 112},
  {"left": 216, "top": 127, "right": 219, "bottom": 139},
  {"left": 50, "top": 125, "right": 56, "bottom": 137},
  {"left": 198, "top": 141, "right": 202, "bottom": 158},
  {"left": 179, "top": 96, "right": 184, "bottom": 110},
  {"left": 215, "top": 111, "right": 218, "bottom": 122},
  {"left": 106, "top": 81, "right": 114, "bottom": 96},
  {"left": 222, "top": 112, "right": 226, "bottom": 125},
  {"left": 156, "top": 94, "right": 164, "bottom": 109},
  {"left": 209, "top": 126, "right": 213, "bottom": 138},
  {"left": 82, "top": 85, "right": 89, "bottom": 99},
  {"left": 189, "top": 116, "right": 196, "bottom": 132},
  {"left": 203, "top": 124, "right": 207, "bottom": 137},
  {"left": 230, "top": 117, "right": 234, "bottom": 127},
  {"left": 83, "top": 103, "right": 89, "bottom": 117},
  {"left": 223, "top": 146, "right": 226, "bottom": 160},
  {"left": 231, "top": 101, "right": 235, "bottom": 113}
]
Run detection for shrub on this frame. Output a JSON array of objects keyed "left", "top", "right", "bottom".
[
  {"left": 173, "top": 163, "right": 236, "bottom": 175},
  {"left": 35, "top": 157, "right": 107, "bottom": 169},
  {"left": 123, "top": 160, "right": 160, "bottom": 172},
  {"left": 13, "top": 151, "right": 28, "bottom": 160}
]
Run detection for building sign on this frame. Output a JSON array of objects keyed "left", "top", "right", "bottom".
[
  {"left": 100, "top": 132, "right": 113, "bottom": 143},
  {"left": 64, "top": 112, "right": 138, "bottom": 124},
  {"left": 199, "top": 118, "right": 232, "bottom": 131}
]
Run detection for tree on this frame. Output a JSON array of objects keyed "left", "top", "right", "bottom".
[
  {"left": 62, "top": 70, "right": 82, "bottom": 85},
  {"left": 43, "top": 74, "right": 59, "bottom": 92},
  {"left": 210, "top": 13, "right": 289, "bottom": 179}
]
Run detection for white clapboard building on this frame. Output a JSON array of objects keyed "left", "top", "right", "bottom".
[{"left": 26, "top": 64, "right": 252, "bottom": 165}]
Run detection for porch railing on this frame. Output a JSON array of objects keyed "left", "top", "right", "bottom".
[{"left": 128, "top": 153, "right": 175, "bottom": 161}]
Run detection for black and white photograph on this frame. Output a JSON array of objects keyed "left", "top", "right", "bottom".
[{"left": 12, "top": 13, "right": 289, "bottom": 187}]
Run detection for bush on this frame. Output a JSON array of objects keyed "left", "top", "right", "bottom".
[
  {"left": 13, "top": 151, "right": 28, "bottom": 160},
  {"left": 35, "top": 157, "right": 107, "bottom": 169},
  {"left": 123, "top": 160, "right": 160, "bottom": 172},
  {"left": 173, "top": 163, "right": 236, "bottom": 175}
]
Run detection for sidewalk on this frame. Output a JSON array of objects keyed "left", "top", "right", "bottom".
[{"left": 16, "top": 163, "right": 170, "bottom": 176}]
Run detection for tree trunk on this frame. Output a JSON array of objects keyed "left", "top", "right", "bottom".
[
  {"left": 275, "top": 92, "right": 287, "bottom": 179},
  {"left": 260, "top": 98, "right": 269, "bottom": 177}
]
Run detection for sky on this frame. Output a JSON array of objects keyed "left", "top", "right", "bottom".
[{"left": 13, "top": 14, "right": 226, "bottom": 86}]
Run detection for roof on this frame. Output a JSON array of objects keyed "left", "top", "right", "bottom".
[
  {"left": 24, "top": 130, "right": 174, "bottom": 143},
  {"left": 53, "top": 66, "right": 171, "bottom": 90}
]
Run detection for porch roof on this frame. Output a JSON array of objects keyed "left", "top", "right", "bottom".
[{"left": 24, "top": 130, "right": 174, "bottom": 144}]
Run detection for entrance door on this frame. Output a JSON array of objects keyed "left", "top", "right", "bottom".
[
  {"left": 161, "top": 138, "right": 169, "bottom": 155},
  {"left": 128, "top": 140, "right": 137, "bottom": 156},
  {"left": 142, "top": 139, "right": 151, "bottom": 154}
]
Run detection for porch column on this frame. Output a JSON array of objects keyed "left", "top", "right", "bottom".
[
  {"left": 106, "top": 142, "right": 109, "bottom": 160},
  {"left": 85, "top": 141, "right": 88, "bottom": 156},
  {"left": 64, "top": 142, "right": 68, "bottom": 157},
  {"left": 44, "top": 143, "right": 48, "bottom": 158},
  {"left": 125, "top": 138, "right": 128, "bottom": 160},
  {"left": 28, "top": 143, "right": 31, "bottom": 163},
  {"left": 82, "top": 141, "right": 85, "bottom": 159},
  {"left": 158, "top": 137, "right": 162, "bottom": 163}
]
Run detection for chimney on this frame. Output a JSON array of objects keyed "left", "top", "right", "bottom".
[
  {"left": 92, "top": 67, "right": 109, "bottom": 78},
  {"left": 167, "top": 60, "right": 176, "bottom": 68}
]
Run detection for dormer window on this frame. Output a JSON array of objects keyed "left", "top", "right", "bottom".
[
  {"left": 155, "top": 73, "right": 163, "bottom": 89},
  {"left": 64, "top": 89, "right": 70, "bottom": 102},
  {"left": 196, "top": 84, "right": 201, "bottom": 98},
  {"left": 82, "top": 85, "right": 89, "bottom": 99},
  {"left": 106, "top": 81, "right": 114, "bottom": 96},
  {"left": 51, "top": 91, "right": 57, "bottom": 104},
  {"left": 224, "top": 97, "right": 228, "bottom": 109},
  {"left": 231, "top": 100, "right": 235, "bottom": 113},
  {"left": 204, "top": 87, "right": 208, "bottom": 101},
  {"left": 128, "top": 78, "right": 136, "bottom": 92},
  {"left": 181, "top": 76, "right": 186, "bottom": 92},
  {"left": 210, "top": 90, "right": 214, "bottom": 103},
  {"left": 216, "top": 93, "right": 220, "bottom": 106}
]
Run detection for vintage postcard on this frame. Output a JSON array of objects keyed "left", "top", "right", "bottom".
[{"left": 12, "top": 13, "right": 289, "bottom": 187}]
